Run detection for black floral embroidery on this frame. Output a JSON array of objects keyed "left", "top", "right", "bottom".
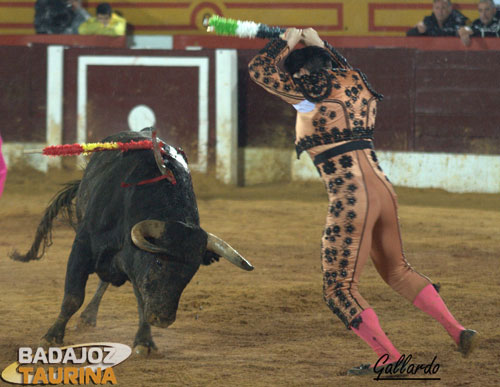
[
  {"left": 347, "top": 210, "right": 356, "bottom": 220},
  {"left": 370, "top": 150, "right": 378, "bottom": 163},
  {"left": 342, "top": 128, "right": 352, "bottom": 139},
  {"left": 347, "top": 184, "right": 357, "bottom": 192},
  {"left": 339, "top": 155, "right": 353, "bottom": 168},
  {"left": 334, "top": 177, "right": 344, "bottom": 186},
  {"left": 345, "top": 224, "right": 355, "bottom": 234},
  {"left": 350, "top": 315, "right": 363, "bottom": 329},
  {"left": 259, "top": 38, "right": 288, "bottom": 59},
  {"left": 356, "top": 68, "right": 383, "bottom": 101},
  {"left": 330, "top": 200, "right": 344, "bottom": 217},
  {"left": 346, "top": 196, "right": 356, "bottom": 205},
  {"left": 295, "top": 70, "right": 333, "bottom": 102},
  {"left": 322, "top": 160, "right": 336, "bottom": 175},
  {"left": 324, "top": 41, "right": 351, "bottom": 69},
  {"left": 345, "top": 172, "right": 354, "bottom": 180},
  {"left": 296, "top": 126, "right": 374, "bottom": 158}
]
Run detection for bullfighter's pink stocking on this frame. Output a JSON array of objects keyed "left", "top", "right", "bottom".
[
  {"left": 413, "top": 283, "right": 464, "bottom": 344},
  {"left": 351, "top": 308, "right": 401, "bottom": 364}
]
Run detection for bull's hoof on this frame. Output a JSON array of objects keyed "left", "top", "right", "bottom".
[
  {"left": 74, "top": 316, "right": 97, "bottom": 332},
  {"left": 39, "top": 337, "right": 60, "bottom": 349},
  {"left": 133, "top": 345, "right": 163, "bottom": 358}
]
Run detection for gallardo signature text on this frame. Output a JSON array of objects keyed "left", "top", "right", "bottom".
[{"left": 374, "top": 354, "right": 440, "bottom": 380}]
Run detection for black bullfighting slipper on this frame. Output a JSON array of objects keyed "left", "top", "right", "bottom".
[
  {"left": 458, "top": 329, "right": 478, "bottom": 357},
  {"left": 347, "top": 363, "right": 372, "bottom": 376},
  {"left": 347, "top": 361, "right": 407, "bottom": 377}
]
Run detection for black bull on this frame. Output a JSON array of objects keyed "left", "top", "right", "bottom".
[{"left": 10, "top": 130, "right": 253, "bottom": 354}]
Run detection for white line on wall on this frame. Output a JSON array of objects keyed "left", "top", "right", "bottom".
[{"left": 77, "top": 55, "right": 209, "bottom": 172}]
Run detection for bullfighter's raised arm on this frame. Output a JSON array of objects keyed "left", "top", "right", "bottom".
[
  {"left": 299, "top": 27, "right": 352, "bottom": 70},
  {"left": 248, "top": 28, "right": 304, "bottom": 105}
]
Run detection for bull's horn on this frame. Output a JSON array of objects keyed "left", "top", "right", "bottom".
[
  {"left": 152, "top": 130, "right": 168, "bottom": 175},
  {"left": 207, "top": 233, "right": 254, "bottom": 271},
  {"left": 131, "top": 220, "right": 168, "bottom": 253}
]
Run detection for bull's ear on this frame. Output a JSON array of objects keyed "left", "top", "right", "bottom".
[
  {"left": 202, "top": 251, "right": 220, "bottom": 266},
  {"left": 131, "top": 220, "right": 207, "bottom": 259},
  {"left": 160, "top": 221, "right": 207, "bottom": 259}
]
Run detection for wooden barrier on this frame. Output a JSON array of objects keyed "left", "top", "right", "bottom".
[{"left": 0, "top": 37, "right": 499, "bottom": 158}]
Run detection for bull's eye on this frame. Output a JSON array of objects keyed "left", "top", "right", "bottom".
[{"left": 155, "top": 258, "right": 163, "bottom": 268}]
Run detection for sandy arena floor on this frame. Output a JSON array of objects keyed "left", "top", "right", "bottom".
[{"left": 0, "top": 166, "right": 499, "bottom": 386}]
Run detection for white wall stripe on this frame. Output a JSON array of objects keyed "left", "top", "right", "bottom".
[
  {"left": 289, "top": 149, "right": 500, "bottom": 193},
  {"left": 46, "top": 45, "right": 64, "bottom": 168},
  {"left": 77, "top": 55, "right": 209, "bottom": 172},
  {"left": 215, "top": 49, "right": 238, "bottom": 185}
]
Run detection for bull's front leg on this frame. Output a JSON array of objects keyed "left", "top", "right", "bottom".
[
  {"left": 77, "top": 280, "right": 109, "bottom": 329},
  {"left": 41, "top": 238, "right": 91, "bottom": 346},
  {"left": 132, "top": 285, "right": 158, "bottom": 356}
]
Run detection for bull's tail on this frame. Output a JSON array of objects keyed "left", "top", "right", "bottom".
[{"left": 10, "top": 180, "right": 81, "bottom": 262}]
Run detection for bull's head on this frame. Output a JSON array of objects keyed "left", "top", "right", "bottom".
[
  {"left": 130, "top": 220, "right": 253, "bottom": 328},
  {"left": 131, "top": 220, "right": 253, "bottom": 271}
]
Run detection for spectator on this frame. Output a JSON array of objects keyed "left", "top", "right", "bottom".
[
  {"left": 78, "top": 2, "right": 126, "bottom": 36},
  {"left": 458, "top": 0, "right": 500, "bottom": 45},
  {"left": 407, "top": 0, "right": 468, "bottom": 36},
  {"left": 34, "top": 0, "right": 89, "bottom": 34}
]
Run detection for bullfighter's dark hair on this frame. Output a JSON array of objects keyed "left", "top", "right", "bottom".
[
  {"left": 96, "top": 2, "right": 112, "bottom": 16},
  {"left": 284, "top": 46, "right": 334, "bottom": 76},
  {"left": 9, "top": 181, "right": 80, "bottom": 262}
]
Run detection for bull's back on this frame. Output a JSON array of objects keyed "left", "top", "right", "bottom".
[{"left": 76, "top": 131, "right": 200, "bottom": 234}]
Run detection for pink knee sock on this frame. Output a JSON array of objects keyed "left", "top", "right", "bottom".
[
  {"left": 413, "top": 283, "right": 464, "bottom": 344},
  {"left": 351, "top": 308, "right": 401, "bottom": 364}
]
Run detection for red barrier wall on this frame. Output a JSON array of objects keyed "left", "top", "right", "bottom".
[
  {"left": 0, "top": 37, "right": 499, "bottom": 158},
  {"left": 0, "top": 45, "right": 46, "bottom": 142}
]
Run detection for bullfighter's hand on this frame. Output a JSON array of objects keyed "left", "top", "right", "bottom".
[
  {"left": 301, "top": 28, "right": 324, "bottom": 48},
  {"left": 283, "top": 28, "right": 303, "bottom": 49},
  {"left": 416, "top": 21, "right": 427, "bottom": 34}
]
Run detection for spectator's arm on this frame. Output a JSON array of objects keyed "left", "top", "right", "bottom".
[
  {"left": 34, "top": 0, "right": 50, "bottom": 34},
  {"left": 111, "top": 14, "right": 126, "bottom": 36},
  {"left": 78, "top": 19, "right": 95, "bottom": 35},
  {"left": 458, "top": 26, "right": 473, "bottom": 46}
]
